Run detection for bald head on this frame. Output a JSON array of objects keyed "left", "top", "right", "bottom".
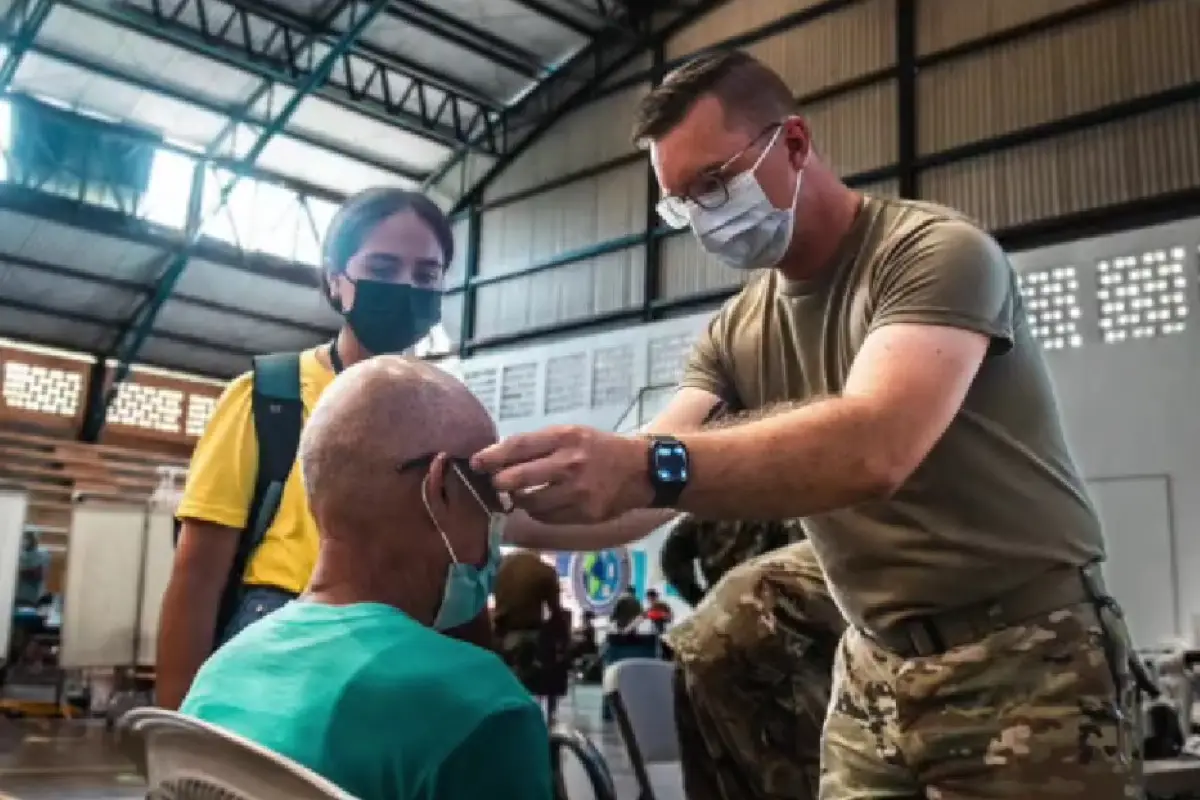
[{"left": 300, "top": 356, "right": 496, "bottom": 540}]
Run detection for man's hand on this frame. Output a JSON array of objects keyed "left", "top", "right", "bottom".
[{"left": 471, "top": 426, "right": 654, "bottom": 524}]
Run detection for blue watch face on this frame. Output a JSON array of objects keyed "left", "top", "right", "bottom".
[{"left": 652, "top": 441, "right": 689, "bottom": 484}]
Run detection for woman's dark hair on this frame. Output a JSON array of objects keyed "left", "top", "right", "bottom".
[{"left": 319, "top": 187, "right": 455, "bottom": 310}]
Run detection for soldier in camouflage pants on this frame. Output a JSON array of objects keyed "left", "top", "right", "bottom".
[
  {"left": 660, "top": 515, "right": 800, "bottom": 608},
  {"left": 665, "top": 535, "right": 845, "bottom": 800},
  {"left": 821, "top": 579, "right": 1143, "bottom": 799}
]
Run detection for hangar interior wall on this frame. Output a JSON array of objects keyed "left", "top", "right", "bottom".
[
  {"left": 434, "top": 0, "right": 1199, "bottom": 357},
  {"left": 425, "top": 0, "right": 1200, "bottom": 644}
]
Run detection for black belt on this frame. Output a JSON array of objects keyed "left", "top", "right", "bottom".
[
  {"left": 866, "top": 565, "right": 1096, "bottom": 659},
  {"left": 864, "top": 564, "right": 1159, "bottom": 699}
]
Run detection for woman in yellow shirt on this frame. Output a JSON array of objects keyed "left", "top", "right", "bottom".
[{"left": 158, "top": 188, "right": 457, "bottom": 710}]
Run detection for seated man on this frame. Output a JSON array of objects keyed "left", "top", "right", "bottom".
[
  {"left": 669, "top": 539, "right": 845, "bottom": 800},
  {"left": 181, "top": 357, "right": 552, "bottom": 800},
  {"left": 643, "top": 589, "right": 673, "bottom": 634},
  {"left": 610, "top": 585, "right": 643, "bottom": 631}
]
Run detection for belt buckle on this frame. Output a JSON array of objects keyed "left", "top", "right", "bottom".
[{"left": 906, "top": 618, "right": 947, "bottom": 658}]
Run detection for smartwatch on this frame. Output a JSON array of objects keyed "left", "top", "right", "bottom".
[{"left": 646, "top": 435, "right": 690, "bottom": 508}]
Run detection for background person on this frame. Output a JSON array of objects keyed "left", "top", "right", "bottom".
[
  {"left": 670, "top": 540, "right": 844, "bottom": 800},
  {"left": 660, "top": 515, "right": 802, "bottom": 608},
  {"left": 610, "top": 585, "right": 643, "bottom": 631},
  {"left": 157, "top": 188, "right": 475, "bottom": 711},
  {"left": 493, "top": 550, "right": 572, "bottom": 723},
  {"left": 15, "top": 528, "right": 49, "bottom": 607},
  {"left": 643, "top": 589, "right": 673, "bottom": 634}
]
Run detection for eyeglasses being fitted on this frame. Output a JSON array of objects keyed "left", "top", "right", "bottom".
[
  {"left": 655, "top": 122, "right": 783, "bottom": 230},
  {"left": 397, "top": 453, "right": 513, "bottom": 515}
]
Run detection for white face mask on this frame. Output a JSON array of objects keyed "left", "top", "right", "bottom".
[{"left": 688, "top": 125, "right": 803, "bottom": 272}]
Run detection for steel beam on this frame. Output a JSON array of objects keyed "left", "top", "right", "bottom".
[
  {"left": 461, "top": 185, "right": 1200, "bottom": 354},
  {"left": 86, "top": 0, "right": 391, "bottom": 438},
  {"left": 596, "top": 0, "right": 868, "bottom": 99},
  {"left": 0, "top": 295, "right": 258, "bottom": 358},
  {"left": 458, "top": 204, "right": 481, "bottom": 356},
  {"left": 641, "top": 41, "right": 666, "bottom": 323},
  {"left": 0, "top": 0, "right": 53, "bottom": 92},
  {"left": 429, "top": 0, "right": 730, "bottom": 211},
  {"left": 0, "top": 249, "right": 336, "bottom": 337},
  {"left": 450, "top": 70, "right": 1200, "bottom": 350},
  {"left": 28, "top": 41, "right": 428, "bottom": 184},
  {"left": 387, "top": 1, "right": 547, "bottom": 79},
  {"left": 445, "top": 232, "right": 645, "bottom": 296},
  {"left": 76, "top": 349, "right": 107, "bottom": 442},
  {"left": 217, "top": 0, "right": 500, "bottom": 109},
  {"left": 505, "top": 0, "right": 607, "bottom": 37},
  {"left": 61, "top": 0, "right": 502, "bottom": 154},
  {"left": 599, "top": 0, "right": 1137, "bottom": 103},
  {"left": 480, "top": 151, "right": 643, "bottom": 212},
  {"left": 0, "top": 328, "right": 219, "bottom": 381},
  {"left": 895, "top": 0, "right": 917, "bottom": 199},
  {"left": 0, "top": 181, "right": 321, "bottom": 288},
  {"left": 2, "top": 86, "right": 354, "bottom": 204}
]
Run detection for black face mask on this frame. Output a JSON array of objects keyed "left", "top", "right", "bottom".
[{"left": 341, "top": 279, "right": 442, "bottom": 355}]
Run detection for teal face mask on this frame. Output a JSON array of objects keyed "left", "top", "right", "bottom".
[{"left": 420, "top": 463, "right": 506, "bottom": 632}]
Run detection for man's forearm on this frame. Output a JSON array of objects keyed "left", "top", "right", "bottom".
[
  {"left": 504, "top": 508, "right": 677, "bottom": 551},
  {"left": 674, "top": 396, "right": 898, "bottom": 520}
]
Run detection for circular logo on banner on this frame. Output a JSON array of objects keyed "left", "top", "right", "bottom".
[{"left": 570, "top": 548, "right": 632, "bottom": 615}]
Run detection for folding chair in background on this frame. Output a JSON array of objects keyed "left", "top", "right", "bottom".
[
  {"left": 550, "top": 724, "right": 619, "bottom": 800},
  {"left": 603, "top": 658, "right": 684, "bottom": 800}
]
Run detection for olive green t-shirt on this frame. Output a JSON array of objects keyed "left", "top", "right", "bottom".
[{"left": 680, "top": 195, "right": 1104, "bottom": 632}]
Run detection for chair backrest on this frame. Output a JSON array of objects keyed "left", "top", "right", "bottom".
[
  {"left": 119, "top": 707, "right": 357, "bottom": 800},
  {"left": 549, "top": 725, "right": 618, "bottom": 800},
  {"left": 603, "top": 658, "right": 679, "bottom": 764},
  {"left": 603, "top": 658, "right": 684, "bottom": 800}
]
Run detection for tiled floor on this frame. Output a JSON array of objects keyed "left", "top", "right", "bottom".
[
  {"left": 0, "top": 686, "right": 639, "bottom": 799},
  {"left": 0, "top": 717, "right": 144, "bottom": 799}
]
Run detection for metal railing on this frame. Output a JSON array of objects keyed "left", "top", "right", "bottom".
[{"left": 611, "top": 382, "right": 675, "bottom": 433}]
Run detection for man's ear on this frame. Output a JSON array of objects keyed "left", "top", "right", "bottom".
[
  {"left": 782, "top": 116, "right": 812, "bottom": 167},
  {"left": 426, "top": 452, "right": 451, "bottom": 505}
]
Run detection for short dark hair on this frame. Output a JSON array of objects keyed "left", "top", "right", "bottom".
[
  {"left": 320, "top": 188, "right": 455, "bottom": 310},
  {"left": 632, "top": 50, "right": 796, "bottom": 145}
]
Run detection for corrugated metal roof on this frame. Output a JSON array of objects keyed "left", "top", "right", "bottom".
[{"left": 0, "top": 0, "right": 721, "bottom": 379}]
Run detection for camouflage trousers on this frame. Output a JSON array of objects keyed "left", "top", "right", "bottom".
[
  {"left": 822, "top": 602, "right": 1144, "bottom": 799},
  {"left": 666, "top": 542, "right": 847, "bottom": 800}
]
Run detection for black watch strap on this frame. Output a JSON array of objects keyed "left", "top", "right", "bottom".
[{"left": 647, "top": 435, "right": 688, "bottom": 509}]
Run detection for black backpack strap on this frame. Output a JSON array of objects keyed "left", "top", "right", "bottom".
[
  {"left": 245, "top": 353, "right": 305, "bottom": 548},
  {"left": 213, "top": 352, "right": 303, "bottom": 645}
]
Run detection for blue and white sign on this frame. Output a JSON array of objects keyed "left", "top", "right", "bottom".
[{"left": 569, "top": 548, "right": 633, "bottom": 615}]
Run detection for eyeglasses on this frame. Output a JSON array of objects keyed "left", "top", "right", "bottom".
[
  {"left": 398, "top": 453, "right": 513, "bottom": 514},
  {"left": 655, "top": 123, "right": 783, "bottom": 230}
]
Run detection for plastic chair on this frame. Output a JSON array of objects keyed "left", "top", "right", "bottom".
[
  {"left": 603, "top": 658, "right": 684, "bottom": 800},
  {"left": 119, "top": 707, "right": 357, "bottom": 800},
  {"left": 550, "top": 724, "right": 618, "bottom": 800}
]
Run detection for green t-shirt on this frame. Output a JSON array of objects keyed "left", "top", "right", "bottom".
[{"left": 181, "top": 601, "right": 552, "bottom": 800}]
